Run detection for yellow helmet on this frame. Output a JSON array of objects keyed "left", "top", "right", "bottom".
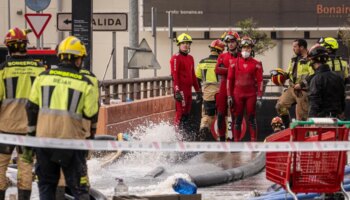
[
  {"left": 176, "top": 33, "right": 192, "bottom": 45},
  {"left": 57, "top": 36, "right": 87, "bottom": 59},
  {"left": 318, "top": 37, "right": 338, "bottom": 50}
]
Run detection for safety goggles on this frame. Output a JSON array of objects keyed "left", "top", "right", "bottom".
[
  {"left": 270, "top": 70, "right": 284, "bottom": 76},
  {"left": 241, "top": 39, "right": 253, "bottom": 47}
]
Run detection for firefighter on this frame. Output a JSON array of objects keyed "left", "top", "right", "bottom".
[
  {"left": 195, "top": 39, "right": 225, "bottom": 141},
  {"left": 215, "top": 31, "right": 240, "bottom": 141},
  {"left": 26, "top": 36, "right": 99, "bottom": 199},
  {"left": 276, "top": 39, "right": 313, "bottom": 128},
  {"left": 170, "top": 33, "right": 202, "bottom": 140},
  {"left": 227, "top": 36, "right": 263, "bottom": 142},
  {"left": 318, "top": 37, "right": 349, "bottom": 81},
  {"left": 307, "top": 46, "right": 345, "bottom": 118},
  {"left": 0, "top": 27, "right": 46, "bottom": 200}
]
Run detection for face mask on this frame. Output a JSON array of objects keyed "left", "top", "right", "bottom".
[{"left": 241, "top": 51, "right": 250, "bottom": 58}]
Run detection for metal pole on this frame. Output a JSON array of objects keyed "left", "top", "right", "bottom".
[
  {"left": 57, "top": 0, "right": 64, "bottom": 43},
  {"left": 24, "top": 3, "right": 27, "bottom": 29},
  {"left": 36, "top": 11, "right": 40, "bottom": 49},
  {"left": 112, "top": 32, "right": 117, "bottom": 79},
  {"left": 128, "top": 0, "right": 139, "bottom": 78},
  {"left": 168, "top": 12, "right": 173, "bottom": 56},
  {"left": 8, "top": 0, "right": 11, "bottom": 29},
  {"left": 152, "top": 7, "right": 157, "bottom": 77},
  {"left": 123, "top": 47, "right": 128, "bottom": 79}
]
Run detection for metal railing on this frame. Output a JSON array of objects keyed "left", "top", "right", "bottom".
[
  {"left": 99, "top": 75, "right": 350, "bottom": 104},
  {"left": 100, "top": 76, "right": 173, "bottom": 104}
]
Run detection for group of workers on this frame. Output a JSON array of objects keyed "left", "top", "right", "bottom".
[
  {"left": 170, "top": 32, "right": 349, "bottom": 141},
  {"left": 170, "top": 31, "right": 263, "bottom": 142},
  {"left": 0, "top": 27, "right": 99, "bottom": 199}
]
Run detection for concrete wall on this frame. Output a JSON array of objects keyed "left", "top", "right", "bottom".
[{"left": 96, "top": 95, "right": 175, "bottom": 136}]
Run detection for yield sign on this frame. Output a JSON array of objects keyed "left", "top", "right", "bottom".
[{"left": 24, "top": 13, "right": 52, "bottom": 38}]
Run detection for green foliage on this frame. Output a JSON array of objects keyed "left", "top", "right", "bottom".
[{"left": 236, "top": 18, "right": 276, "bottom": 55}]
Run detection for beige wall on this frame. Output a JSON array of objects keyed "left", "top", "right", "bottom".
[{"left": 0, "top": 1, "right": 340, "bottom": 80}]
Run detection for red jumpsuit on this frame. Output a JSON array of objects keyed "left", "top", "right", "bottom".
[
  {"left": 227, "top": 57, "right": 263, "bottom": 141},
  {"left": 215, "top": 52, "right": 239, "bottom": 139},
  {"left": 170, "top": 52, "right": 200, "bottom": 126}
]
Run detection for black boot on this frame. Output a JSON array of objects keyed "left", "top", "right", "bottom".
[
  {"left": 281, "top": 115, "right": 290, "bottom": 129},
  {"left": 18, "top": 189, "right": 31, "bottom": 200},
  {"left": 198, "top": 127, "right": 211, "bottom": 141},
  {"left": 0, "top": 190, "right": 5, "bottom": 200},
  {"left": 56, "top": 186, "right": 66, "bottom": 200}
]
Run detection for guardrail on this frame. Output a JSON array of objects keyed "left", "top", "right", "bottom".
[
  {"left": 99, "top": 75, "right": 350, "bottom": 104},
  {"left": 100, "top": 76, "right": 173, "bottom": 104}
]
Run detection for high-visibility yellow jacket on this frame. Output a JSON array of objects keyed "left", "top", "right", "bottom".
[
  {"left": 27, "top": 64, "right": 99, "bottom": 139},
  {"left": 327, "top": 56, "right": 349, "bottom": 80},
  {"left": 79, "top": 68, "right": 100, "bottom": 138},
  {"left": 195, "top": 55, "right": 219, "bottom": 85},
  {"left": 286, "top": 56, "right": 314, "bottom": 87},
  {"left": 0, "top": 56, "right": 46, "bottom": 134}
]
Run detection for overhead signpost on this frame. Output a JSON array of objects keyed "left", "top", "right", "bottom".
[
  {"left": 24, "top": 13, "right": 52, "bottom": 38},
  {"left": 57, "top": 13, "right": 128, "bottom": 31}
]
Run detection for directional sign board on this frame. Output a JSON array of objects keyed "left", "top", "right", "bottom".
[
  {"left": 57, "top": 13, "right": 128, "bottom": 31},
  {"left": 25, "top": 13, "right": 52, "bottom": 38}
]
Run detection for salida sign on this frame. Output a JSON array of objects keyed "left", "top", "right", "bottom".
[{"left": 57, "top": 12, "right": 127, "bottom": 31}]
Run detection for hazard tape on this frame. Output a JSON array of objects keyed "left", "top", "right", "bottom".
[{"left": 1, "top": 133, "right": 350, "bottom": 152}]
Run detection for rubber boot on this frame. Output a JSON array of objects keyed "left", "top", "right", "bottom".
[
  {"left": 234, "top": 115, "right": 243, "bottom": 142},
  {"left": 55, "top": 186, "right": 66, "bottom": 200},
  {"left": 18, "top": 189, "right": 31, "bottom": 200},
  {"left": 219, "top": 135, "right": 226, "bottom": 142},
  {"left": 0, "top": 190, "right": 5, "bottom": 200},
  {"left": 198, "top": 127, "right": 211, "bottom": 141},
  {"left": 281, "top": 115, "right": 290, "bottom": 129},
  {"left": 217, "top": 113, "right": 226, "bottom": 140},
  {"left": 248, "top": 115, "right": 257, "bottom": 142}
]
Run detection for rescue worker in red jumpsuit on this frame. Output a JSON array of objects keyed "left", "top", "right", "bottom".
[
  {"left": 227, "top": 36, "right": 263, "bottom": 142},
  {"left": 215, "top": 31, "right": 240, "bottom": 141},
  {"left": 170, "top": 33, "right": 201, "bottom": 139}
]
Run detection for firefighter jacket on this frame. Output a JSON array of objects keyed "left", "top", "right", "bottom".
[
  {"left": 26, "top": 64, "right": 99, "bottom": 139},
  {"left": 170, "top": 52, "right": 200, "bottom": 92},
  {"left": 308, "top": 64, "right": 345, "bottom": 117},
  {"left": 326, "top": 55, "right": 349, "bottom": 80},
  {"left": 0, "top": 56, "right": 45, "bottom": 134},
  {"left": 286, "top": 56, "right": 313, "bottom": 88},
  {"left": 195, "top": 55, "right": 219, "bottom": 85},
  {"left": 79, "top": 68, "right": 100, "bottom": 138}
]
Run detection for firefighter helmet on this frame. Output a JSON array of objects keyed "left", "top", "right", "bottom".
[
  {"left": 308, "top": 46, "right": 329, "bottom": 63},
  {"left": 209, "top": 39, "right": 225, "bottom": 52},
  {"left": 318, "top": 37, "right": 338, "bottom": 51},
  {"left": 176, "top": 33, "right": 192, "bottom": 45},
  {"left": 240, "top": 36, "right": 254, "bottom": 48},
  {"left": 271, "top": 116, "right": 284, "bottom": 132},
  {"left": 57, "top": 36, "right": 87, "bottom": 60},
  {"left": 270, "top": 68, "right": 287, "bottom": 86},
  {"left": 4, "top": 27, "right": 29, "bottom": 46},
  {"left": 223, "top": 31, "right": 240, "bottom": 43}
]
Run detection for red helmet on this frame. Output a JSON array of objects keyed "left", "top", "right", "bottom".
[
  {"left": 209, "top": 39, "right": 225, "bottom": 52},
  {"left": 4, "top": 27, "right": 29, "bottom": 46},
  {"left": 223, "top": 31, "right": 240, "bottom": 43},
  {"left": 270, "top": 68, "right": 287, "bottom": 86},
  {"left": 271, "top": 116, "right": 284, "bottom": 131},
  {"left": 240, "top": 36, "right": 254, "bottom": 47}
]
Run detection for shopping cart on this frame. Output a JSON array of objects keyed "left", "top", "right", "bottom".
[{"left": 265, "top": 118, "right": 350, "bottom": 200}]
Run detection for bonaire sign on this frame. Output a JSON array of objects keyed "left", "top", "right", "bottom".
[{"left": 57, "top": 13, "right": 128, "bottom": 31}]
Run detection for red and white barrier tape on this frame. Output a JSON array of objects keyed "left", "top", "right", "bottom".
[{"left": 0, "top": 133, "right": 349, "bottom": 152}]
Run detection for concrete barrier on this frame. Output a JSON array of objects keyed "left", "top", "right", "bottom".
[{"left": 96, "top": 95, "right": 175, "bottom": 136}]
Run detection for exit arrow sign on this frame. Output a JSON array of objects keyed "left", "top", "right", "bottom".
[{"left": 57, "top": 12, "right": 128, "bottom": 31}]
